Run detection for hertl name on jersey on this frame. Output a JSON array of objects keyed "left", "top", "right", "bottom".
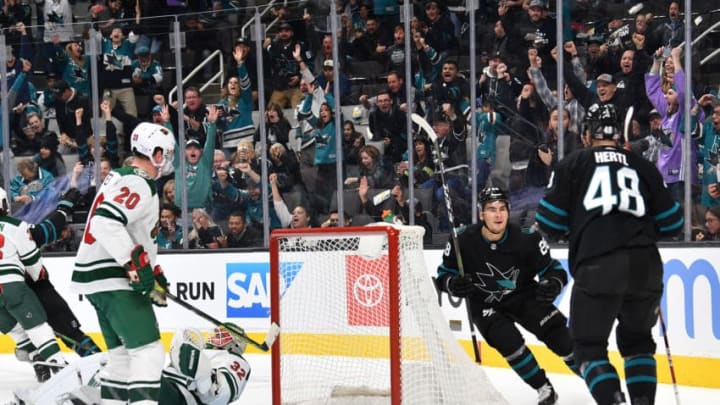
[{"left": 594, "top": 151, "right": 628, "bottom": 166}]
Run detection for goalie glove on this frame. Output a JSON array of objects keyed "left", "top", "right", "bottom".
[
  {"left": 536, "top": 277, "right": 564, "bottom": 303},
  {"left": 124, "top": 245, "right": 154, "bottom": 295},
  {"left": 150, "top": 265, "right": 168, "bottom": 307},
  {"left": 445, "top": 275, "right": 477, "bottom": 297}
]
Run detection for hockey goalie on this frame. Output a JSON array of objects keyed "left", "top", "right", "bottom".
[{"left": 14, "top": 326, "right": 251, "bottom": 405}]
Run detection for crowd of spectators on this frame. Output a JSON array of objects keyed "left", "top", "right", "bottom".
[{"left": 2, "top": 0, "right": 720, "bottom": 251}]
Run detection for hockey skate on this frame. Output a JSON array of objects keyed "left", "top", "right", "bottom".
[
  {"left": 537, "top": 381, "right": 558, "bottom": 405},
  {"left": 612, "top": 391, "right": 628, "bottom": 404},
  {"left": 31, "top": 355, "right": 63, "bottom": 383}
]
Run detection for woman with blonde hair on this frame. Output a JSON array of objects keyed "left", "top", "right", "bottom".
[
  {"left": 229, "top": 140, "right": 263, "bottom": 189},
  {"left": 162, "top": 179, "right": 176, "bottom": 207},
  {"left": 60, "top": 41, "right": 91, "bottom": 97},
  {"left": 188, "top": 208, "right": 225, "bottom": 249},
  {"left": 268, "top": 142, "right": 305, "bottom": 194}
]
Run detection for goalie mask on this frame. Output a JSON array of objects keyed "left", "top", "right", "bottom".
[
  {"left": 584, "top": 102, "right": 621, "bottom": 141},
  {"left": 207, "top": 326, "right": 247, "bottom": 356},
  {"left": 130, "top": 122, "right": 176, "bottom": 179}
]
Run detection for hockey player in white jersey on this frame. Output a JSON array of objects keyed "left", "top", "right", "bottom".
[
  {"left": 71, "top": 122, "right": 176, "bottom": 404},
  {"left": 0, "top": 187, "right": 69, "bottom": 379},
  {"left": 159, "top": 327, "right": 251, "bottom": 404},
  {"left": 1, "top": 185, "right": 101, "bottom": 383}
]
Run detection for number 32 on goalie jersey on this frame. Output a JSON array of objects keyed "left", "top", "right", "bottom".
[{"left": 581, "top": 166, "right": 645, "bottom": 217}]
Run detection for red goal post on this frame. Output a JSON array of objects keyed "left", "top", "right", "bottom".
[{"left": 269, "top": 225, "right": 508, "bottom": 405}]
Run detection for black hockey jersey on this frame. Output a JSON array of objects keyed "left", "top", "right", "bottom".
[
  {"left": 437, "top": 223, "right": 566, "bottom": 309},
  {"left": 536, "top": 145, "right": 683, "bottom": 271}
]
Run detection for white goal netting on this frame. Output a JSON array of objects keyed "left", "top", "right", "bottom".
[{"left": 270, "top": 225, "right": 508, "bottom": 405}]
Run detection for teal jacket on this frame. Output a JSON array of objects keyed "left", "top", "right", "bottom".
[{"left": 173, "top": 122, "right": 218, "bottom": 210}]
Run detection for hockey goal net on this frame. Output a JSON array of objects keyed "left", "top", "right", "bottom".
[{"left": 269, "top": 225, "right": 508, "bottom": 405}]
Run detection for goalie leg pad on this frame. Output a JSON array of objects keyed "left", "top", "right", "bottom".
[{"left": 18, "top": 352, "right": 108, "bottom": 404}]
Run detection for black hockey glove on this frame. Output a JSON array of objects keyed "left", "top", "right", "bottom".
[
  {"left": 150, "top": 265, "right": 169, "bottom": 307},
  {"left": 536, "top": 277, "right": 563, "bottom": 303},
  {"left": 445, "top": 275, "right": 476, "bottom": 298},
  {"left": 57, "top": 188, "right": 81, "bottom": 217}
]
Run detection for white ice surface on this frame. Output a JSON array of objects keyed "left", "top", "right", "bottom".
[{"left": 1, "top": 353, "right": 716, "bottom": 404}]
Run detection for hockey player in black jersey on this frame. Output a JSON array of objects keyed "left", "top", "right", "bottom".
[
  {"left": 436, "top": 187, "right": 579, "bottom": 405},
  {"left": 536, "top": 103, "right": 684, "bottom": 405}
]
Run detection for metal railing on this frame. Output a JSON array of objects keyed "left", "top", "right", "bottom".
[
  {"left": 240, "top": 0, "right": 280, "bottom": 40},
  {"left": 168, "top": 49, "right": 225, "bottom": 106}
]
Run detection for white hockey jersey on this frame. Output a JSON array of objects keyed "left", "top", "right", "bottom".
[
  {"left": 0, "top": 215, "right": 43, "bottom": 284},
  {"left": 162, "top": 349, "right": 251, "bottom": 405},
  {"left": 71, "top": 167, "right": 160, "bottom": 294}
]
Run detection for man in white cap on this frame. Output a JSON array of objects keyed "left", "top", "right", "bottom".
[{"left": 314, "top": 59, "right": 352, "bottom": 104}]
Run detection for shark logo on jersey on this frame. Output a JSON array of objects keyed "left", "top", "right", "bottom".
[{"left": 473, "top": 263, "right": 519, "bottom": 303}]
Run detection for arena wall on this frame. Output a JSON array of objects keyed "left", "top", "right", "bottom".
[{"left": 1, "top": 247, "right": 717, "bottom": 388}]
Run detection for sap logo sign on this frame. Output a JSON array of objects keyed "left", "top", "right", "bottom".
[
  {"left": 227, "top": 263, "right": 270, "bottom": 318},
  {"left": 226, "top": 262, "right": 304, "bottom": 318}
]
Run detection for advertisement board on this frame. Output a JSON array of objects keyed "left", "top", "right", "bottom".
[{"left": 2, "top": 247, "right": 718, "bottom": 387}]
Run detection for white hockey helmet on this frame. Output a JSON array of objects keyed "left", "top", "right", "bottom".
[{"left": 130, "top": 122, "right": 176, "bottom": 179}]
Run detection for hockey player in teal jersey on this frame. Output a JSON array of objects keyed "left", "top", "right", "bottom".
[
  {"left": 71, "top": 122, "right": 175, "bottom": 404},
  {"left": 436, "top": 187, "right": 579, "bottom": 405},
  {"left": 536, "top": 103, "right": 684, "bottom": 405}
]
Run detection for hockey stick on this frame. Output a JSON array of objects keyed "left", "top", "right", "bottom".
[
  {"left": 166, "top": 292, "right": 280, "bottom": 352},
  {"left": 411, "top": 112, "right": 481, "bottom": 364},
  {"left": 658, "top": 307, "right": 681, "bottom": 405},
  {"left": 30, "top": 359, "right": 68, "bottom": 368},
  {"left": 623, "top": 106, "right": 635, "bottom": 151}
]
